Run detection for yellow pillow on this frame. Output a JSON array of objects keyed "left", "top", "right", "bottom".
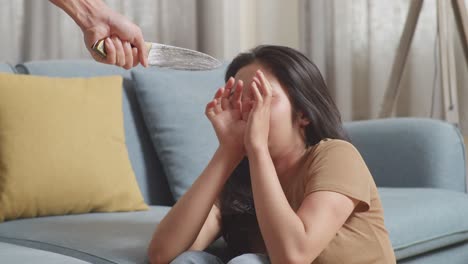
[{"left": 0, "top": 73, "right": 148, "bottom": 222}]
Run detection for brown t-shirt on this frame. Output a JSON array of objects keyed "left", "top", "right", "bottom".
[{"left": 282, "top": 139, "right": 396, "bottom": 263}]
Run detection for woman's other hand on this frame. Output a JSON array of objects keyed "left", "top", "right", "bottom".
[
  {"left": 205, "top": 77, "right": 246, "bottom": 160},
  {"left": 244, "top": 70, "right": 273, "bottom": 155}
]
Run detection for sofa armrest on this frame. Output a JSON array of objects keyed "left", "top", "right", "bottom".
[{"left": 343, "top": 118, "right": 466, "bottom": 192}]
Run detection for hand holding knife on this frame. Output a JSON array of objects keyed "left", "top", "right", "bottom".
[
  {"left": 50, "top": 0, "right": 221, "bottom": 71},
  {"left": 92, "top": 38, "right": 222, "bottom": 71}
]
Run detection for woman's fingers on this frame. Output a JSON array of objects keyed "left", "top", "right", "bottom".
[
  {"left": 205, "top": 100, "right": 216, "bottom": 118},
  {"left": 213, "top": 86, "right": 224, "bottom": 100},
  {"left": 214, "top": 87, "right": 224, "bottom": 114},
  {"left": 253, "top": 77, "right": 268, "bottom": 99},
  {"left": 210, "top": 77, "right": 237, "bottom": 112},
  {"left": 255, "top": 70, "right": 272, "bottom": 97},
  {"left": 232, "top": 80, "right": 244, "bottom": 111},
  {"left": 206, "top": 77, "right": 247, "bottom": 120},
  {"left": 213, "top": 78, "right": 232, "bottom": 100},
  {"left": 251, "top": 81, "right": 263, "bottom": 107},
  {"left": 221, "top": 77, "right": 235, "bottom": 110},
  {"left": 223, "top": 77, "right": 235, "bottom": 96},
  {"left": 252, "top": 77, "right": 262, "bottom": 95}
]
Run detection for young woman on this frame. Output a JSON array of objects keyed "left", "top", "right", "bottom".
[{"left": 147, "top": 45, "right": 396, "bottom": 264}]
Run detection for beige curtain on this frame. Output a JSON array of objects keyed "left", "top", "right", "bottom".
[
  {"left": 299, "top": 0, "right": 468, "bottom": 134},
  {"left": 197, "top": 0, "right": 300, "bottom": 60},
  {"left": 0, "top": 0, "right": 198, "bottom": 63},
  {"left": 3, "top": 0, "right": 465, "bottom": 132},
  {"left": 0, "top": 0, "right": 300, "bottom": 64}
]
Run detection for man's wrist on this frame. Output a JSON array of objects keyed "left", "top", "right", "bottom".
[{"left": 50, "top": 0, "right": 109, "bottom": 30}]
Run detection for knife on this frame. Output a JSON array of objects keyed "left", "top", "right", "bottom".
[{"left": 91, "top": 39, "right": 222, "bottom": 71}]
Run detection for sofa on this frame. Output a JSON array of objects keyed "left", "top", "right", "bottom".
[{"left": 0, "top": 60, "right": 467, "bottom": 264}]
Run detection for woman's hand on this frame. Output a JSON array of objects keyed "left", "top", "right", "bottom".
[
  {"left": 205, "top": 77, "right": 246, "bottom": 159},
  {"left": 244, "top": 70, "right": 273, "bottom": 155}
]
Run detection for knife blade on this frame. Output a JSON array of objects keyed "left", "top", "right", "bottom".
[{"left": 92, "top": 39, "right": 222, "bottom": 71}]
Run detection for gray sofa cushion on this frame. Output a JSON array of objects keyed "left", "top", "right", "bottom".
[
  {"left": 0, "top": 242, "right": 90, "bottom": 264},
  {"left": 0, "top": 63, "right": 15, "bottom": 73},
  {"left": 380, "top": 188, "right": 468, "bottom": 259},
  {"left": 344, "top": 118, "right": 466, "bottom": 192},
  {"left": 398, "top": 241, "right": 468, "bottom": 264},
  {"left": 2, "top": 188, "right": 467, "bottom": 263},
  {"left": 0, "top": 206, "right": 171, "bottom": 264},
  {"left": 132, "top": 66, "right": 227, "bottom": 200},
  {"left": 14, "top": 60, "right": 173, "bottom": 206}
]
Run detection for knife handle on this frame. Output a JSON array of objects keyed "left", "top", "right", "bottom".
[{"left": 91, "top": 39, "right": 151, "bottom": 58}]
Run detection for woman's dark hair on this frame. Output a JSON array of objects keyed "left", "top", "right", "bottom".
[{"left": 220, "top": 45, "right": 350, "bottom": 258}]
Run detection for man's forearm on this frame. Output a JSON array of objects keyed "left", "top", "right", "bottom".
[{"left": 49, "top": 0, "right": 109, "bottom": 30}]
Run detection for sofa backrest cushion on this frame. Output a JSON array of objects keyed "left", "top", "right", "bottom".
[
  {"left": 344, "top": 118, "right": 466, "bottom": 192},
  {"left": 16, "top": 60, "right": 174, "bottom": 205},
  {"left": 132, "top": 65, "right": 227, "bottom": 200},
  {"left": 0, "top": 63, "right": 15, "bottom": 73}
]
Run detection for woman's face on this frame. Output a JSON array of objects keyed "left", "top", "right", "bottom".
[{"left": 233, "top": 62, "right": 307, "bottom": 153}]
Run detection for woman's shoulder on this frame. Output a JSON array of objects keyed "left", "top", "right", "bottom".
[
  {"left": 300, "top": 138, "right": 374, "bottom": 208},
  {"left": 302, "top": 138, "right": 363, "bottom": 168},
  {"left": 309, "top": 138, "right": 358, "bottom": 154}
]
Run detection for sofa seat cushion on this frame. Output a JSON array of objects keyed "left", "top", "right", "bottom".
[
  {"left": 0, "top": 241, "right": 90, "bottom": 263},
  {"left": 380, "top": 187, "right": 468, "bottom": 260},
  {"left": 0, "top": 206, "right": 171, "bottom": 264},
  {"left": 2, "top": 188, "right": 467, "bottom": 263}
]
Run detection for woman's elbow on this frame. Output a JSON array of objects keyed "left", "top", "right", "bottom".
[
  {"left": 147, "top": 243, "right": 172, "bottom": 264},
  {"left": 147, "top": 247, "right": 161, "bottom": 264},
  {"left": 147, "top": 253, "right": 162, "bottom": 264},
  {"left": 270, "top": 246, "right": 314, "bottom": 264},
  {"left": 271, "top": 254, "right": 309, "bottom": 264},
  {"left": 148, "top": 249, "right": 172, "bottom": 264}
]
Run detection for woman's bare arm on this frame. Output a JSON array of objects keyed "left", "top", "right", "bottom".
[
  {"left": 148, "top": 78, "right": 245, "bottom": 264},
  {"left": 188, "top": 201, "right": 223, "bottom": 251},
  {"left": 147, "top": 147, "right": 240, "bottom": 264},
  {"left": 244, "top": 70, "right": 358, "bottom": 263},
  {"left": 248, "top": 149, "right": 357, "bottom": 264}
]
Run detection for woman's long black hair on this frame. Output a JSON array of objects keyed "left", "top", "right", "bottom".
[{"left": 220, "top": 45, "right": 350, "bottom": 258}]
